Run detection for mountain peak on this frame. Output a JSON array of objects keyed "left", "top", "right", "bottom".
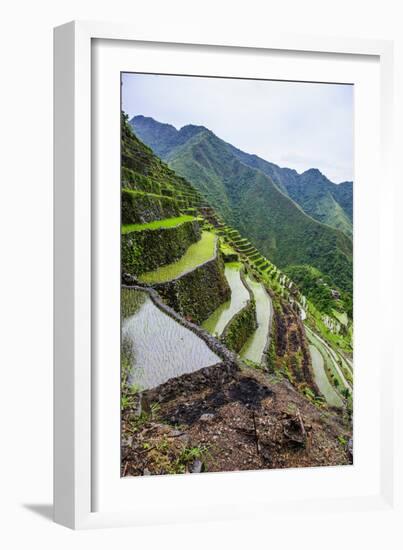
[
  {"left": 178, "top": 124, "right": 210, "bottom": 138},
  {"left": 131, "top": 115, "right": 178, "bottom": 133},
  {"left": 129, "top": 115, "right": 180, "bottom": 158},
  {"left": 301, "top": 168, "right": 324, "bottom": 178}
]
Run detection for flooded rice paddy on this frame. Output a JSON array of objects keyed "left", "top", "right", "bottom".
[
  {"left": 139, "top": 231, "right": 217, "bottom": 284},
  {"left": 240, "top": 275, "right": 272, "bottom": 364},
  {"left": 202, "top": 262, "right": 249, "bottom": 337},
  {"left": 309, "top": 344, "right": 343, "bottom": 408},
  {"left": 122, "top": 288, "right": 220, "bottom": 390}
]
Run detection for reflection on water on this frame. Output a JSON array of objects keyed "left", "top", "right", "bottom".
[
  {"left": 122, "top": 288, "right": 220, "bottom": 390},
  {"left": 240, "top": 275, "right": 272, "bottom": 364},
  {"left": 202, "top": 263, "right": 249, "bottom": 337},
  {"left": 309, "top": 344, "right": 343, "bottom": 408}
]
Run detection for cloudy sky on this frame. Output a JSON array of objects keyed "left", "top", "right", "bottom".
[{"left": 122, "top": 73, "right": 353, "bottom": 183}]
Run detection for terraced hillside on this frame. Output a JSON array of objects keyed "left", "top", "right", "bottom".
[
  {"left": 120, "top": 113, "right": 353, "bottom": 476},
  {"left": 131, "top": 115, "right": 353, "bottom": 298}
]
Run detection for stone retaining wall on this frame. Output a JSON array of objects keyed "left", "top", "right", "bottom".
[
  {"left": 121, "top": 219, "right": 201, "bottom": 276},
  {"left": 222, "top": 300, "right": 257, "bottom": 353},
  {"left": 122, "top": 188, "right": 180, "bottom": 224},
  {"left": 219, "top": 271, "right": 274, "bottom": 363},
  {"left": 152, "top": 254, "right": 231, "bottom": 324},
  {"left": 221, "top": 269, "right": 257, "bottom": 353}
]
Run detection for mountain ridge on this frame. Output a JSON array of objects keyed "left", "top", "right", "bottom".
[
  {"left": 130, "top": 115, "right": 353, "bottom": 296},
  {"left": 131, "top": 115, "right": 353, "bottom": 237},
  {"left": 131, "top": 116, "right": 352, "bottom": 183}
]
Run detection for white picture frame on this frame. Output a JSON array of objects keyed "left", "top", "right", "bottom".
[{"left": 54, "top": 20, "right": 398, "bottom": 530}]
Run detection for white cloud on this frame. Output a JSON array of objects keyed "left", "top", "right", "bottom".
[{"left": 122, "top": 73, "right": 353, "bottom": 183}]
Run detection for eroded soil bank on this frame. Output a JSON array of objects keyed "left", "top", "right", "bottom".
[{"left": 122, "top": 362, "right": 352, "bottom": 476}]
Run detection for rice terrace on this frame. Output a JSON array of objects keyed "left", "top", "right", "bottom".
[{"left": 120, "top": 74, "right": 354, "bottom": 477}]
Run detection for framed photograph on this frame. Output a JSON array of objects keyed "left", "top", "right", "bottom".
[{"left": 54, "top": 21, "right": 396, "bottom": 529}]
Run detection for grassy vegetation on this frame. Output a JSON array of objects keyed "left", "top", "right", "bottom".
[
  {"left": 332, "top": 309, "right": 348, "bottom": 326},
  {"left": 122, "top": 217, "right": 201, "bottom": 277},
  {"left": 220, "top": 145, "right": 353, "bottom": 237},
  {"left": 306, "top": 301, "right": 353, "bottom": 355},
  {"left": 121, "top": 286, "right": 147, "bottom": 318},
  {"left": 138, "top": 440, "right": 211, "bottom": 475},
  {"left": 139, "top": 231, "right": 217, "bottom": 284},
  {"left": 219, "top": 241, "right": 236, "bottom": 255},
  {"left": 121, "top": 332, "right": 142, "bottom": 414},
  {"left": 121, "top": 188, "right": 180, "bottom": 202},
  {"left": 284, "top": 264, "right": 352, "bottom": 319},
  {"left": 122, "top": 215, "right": 197, "bottom": 234}
]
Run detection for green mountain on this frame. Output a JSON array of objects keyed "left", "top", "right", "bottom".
[
  {"left": 130, "top": 116, "right": 353, "bottom": 295},
  {"left": 131, "top": 115, "right": 353, "bottom": 237},
  {"left": 291, "top": 170, "right": 353, "bottom": 237},
  {"left": 224, "top": 146, "right": 353, "bottom": 237},
  {"left": 330, "top": 180, "right": 353, "bottom": 221}
]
